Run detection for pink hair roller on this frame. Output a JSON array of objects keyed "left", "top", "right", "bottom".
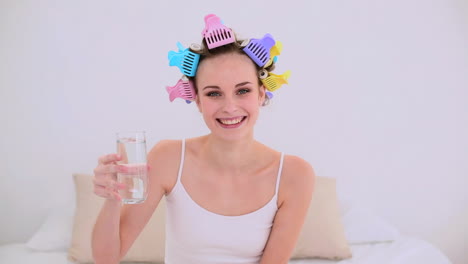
[
  {"left": 166, "top": 76, "right": 197, "bottom": 102},
  {"left": 201, "top": 14, "right": 236, "bottom": 49}
]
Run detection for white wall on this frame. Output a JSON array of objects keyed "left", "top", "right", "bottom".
[{"left": 1, "top": 0, "right": 467, "bottom": 263}]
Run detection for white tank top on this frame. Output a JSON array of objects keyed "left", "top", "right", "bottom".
[{"left": 164, "top": 139, "right": 285, "bottom": 264}]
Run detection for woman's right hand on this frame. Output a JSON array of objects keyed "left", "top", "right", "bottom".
[{"left": 93, "top": 154, "right": 127, "bottom": 201}]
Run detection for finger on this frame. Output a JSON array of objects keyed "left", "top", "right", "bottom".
[
  {"left": 94, "top": 164, "right": 128, "bottom": 175},
  {"left": 94, "top": 185, "right": 111, "bottom": 198},
  {"left": 117, "top": 144, "right": 129, "bottom": 164},
  {"left": 98, "top": 153, "right": 122, "bottom": 165},
  {"left": 108, "top": 179, "right": 125, "bottom": 190},
  {"left": 93, "top": 177, "right": 110, "bottom": 188},
  {"left": 93, "top": 177, "right": 125, "bottom": 190},
  {"left": 93, "top": 173, "right": 113, "bottom": 185},
  {"left": 123, "top": 164, "right": 147, "bottom": 174},
  {"left": 94, "top": 186, "right": 122, "bottom": 201}
]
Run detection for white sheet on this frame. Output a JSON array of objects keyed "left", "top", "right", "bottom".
[
  {"left": 0, "top": 236, "right": 451, "bottom": 264},
  {"left": 0, "top": 243, "right": 73, "bottom": 264},
  {"left": 290, "top": 236, "right": 452, "bottom": 264}
]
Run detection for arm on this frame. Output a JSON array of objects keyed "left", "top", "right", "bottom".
[
  {"left": 91, "top": 140, "right": 180, "bottom": 263},
  {"left": 260, "top": 155, "right": 315, "bottom": 264}
]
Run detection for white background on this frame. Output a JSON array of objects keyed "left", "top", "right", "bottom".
[{"left": 1, "top": 0, "right": 467, "bottom": 263}]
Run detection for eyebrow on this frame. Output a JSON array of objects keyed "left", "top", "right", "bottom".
[{"left": 202, "top": 81, "right": 252, "bottom": 90}]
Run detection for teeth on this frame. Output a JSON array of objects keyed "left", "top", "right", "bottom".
[{"left": 219, "top": 117, "right": 243, "bottom": 125}]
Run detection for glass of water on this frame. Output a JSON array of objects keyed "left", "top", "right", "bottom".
[{"left": 116, "top": 131, "right": 148, "bottom": 204}]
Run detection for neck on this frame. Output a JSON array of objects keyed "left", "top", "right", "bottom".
[{"left": 200, "top": 134, "right": 258, "bottom": 174}]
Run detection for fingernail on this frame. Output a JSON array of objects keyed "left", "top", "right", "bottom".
[
  {"left": 117, "top": 165, "right": 128, "bottom": 172},
  {"left": 116, "top": 154, "right": 121, "bottom": 160},
  {"left": 147, "top": 164, "right": 151, "bottom": 171}
]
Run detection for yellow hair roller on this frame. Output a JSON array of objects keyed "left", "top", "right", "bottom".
[
  {"left": 265, "top": 41, "right": 283, "bottom": 68},
  {"left": 260, "top": 70, "right": 291, "bottom": 92}
]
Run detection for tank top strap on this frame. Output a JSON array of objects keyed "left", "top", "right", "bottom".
[
  {"left": 176, "top": 138, "right": 186, "bottom": 183},
  {"left": 275, "top": 152, "right": 285, "bottom": 196}
]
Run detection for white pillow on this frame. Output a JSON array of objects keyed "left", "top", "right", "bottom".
[
  {"left": 341, "top": 203, "right": 401, "bottom": 244},
  {"left": 26, "top": 202, "right": 75, "bottom": 252}
]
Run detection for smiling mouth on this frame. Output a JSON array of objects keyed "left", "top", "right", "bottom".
[{"left": 216, "top": 116, "right": 247, "bottom": 126}]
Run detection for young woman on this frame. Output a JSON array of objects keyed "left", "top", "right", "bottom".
[{"left": 92, "top": 15, "right": 315, "bottom": 264}]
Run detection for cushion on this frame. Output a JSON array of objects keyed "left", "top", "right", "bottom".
[
  {"left": 68, "top": 174, "right": 350, "bottom": 262},
  {"left": 26, "top": 203, "right": 74, "bottom": 252},
  {"left": 342, "top": 204, "right": 400, "bottom": 244},
  {"left": 290, "top": 176, "right": 352, "bottom": 259},
  {"left": 68, "top": 173, "right": 166, "bottom": 263}
]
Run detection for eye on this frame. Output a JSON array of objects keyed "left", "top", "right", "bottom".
[
  {"left": 206, "top": 91, "right": 221, "bottom": 97},
  {"left": 237, "top": 88, "right": 251, "bottom": 95}
]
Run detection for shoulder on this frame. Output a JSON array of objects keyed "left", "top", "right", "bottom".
[
  {"left": 256, "top": 142, "right": 315, "bottom": 190},
  {"left": 282, "top": 155, "right": 315, "bottom": 183},
  {"left": 148, "top": 139, "right": 182, "bottom": 160},
  {"left": 278, "top": 155, "right": 316, "bottom": 205},
  {"left": 147, "top": 139, "right": 184, "bottom": 194}
]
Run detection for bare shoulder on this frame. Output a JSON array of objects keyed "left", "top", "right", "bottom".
[
  {"left": 283, "top": 155, "right": 315, "bottom": 182},
  {"left": 147, "top": 139, "right": 183, "bottom": 194},
  {"left": 279, "top": 155, "right": 316, "bottom": 205},
  {"left": 148, "top": 139, "right": 182, "bottom": 160}
]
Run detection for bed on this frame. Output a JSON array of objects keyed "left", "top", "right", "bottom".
[
  {"left": 0, "top": 236, "right": 452, "bottom": 264},
  {"left": 0, "top": 174, "right": 452, "bottom": 264}
]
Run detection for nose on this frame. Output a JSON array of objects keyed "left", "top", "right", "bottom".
[{"left": 221, "top": 95, "right": 238, "bottom": 113}]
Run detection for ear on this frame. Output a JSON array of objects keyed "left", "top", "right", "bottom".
[
  {"left": 258, "top": 85, "right": 266, "bottom": 106},
  {"left": 196, "top": 95, "right": 202, "bottom": 113}
]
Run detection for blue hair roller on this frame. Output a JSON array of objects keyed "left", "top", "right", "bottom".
[{"left": 168, "top": 42, "right": 200, "bottom": 77}]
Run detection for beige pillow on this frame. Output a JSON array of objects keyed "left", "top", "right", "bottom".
[
  {"left": 68, "top": 173, "right": 166, "bottom": 263},
  {"left": 291, "top": 176, "right": 352, "bottom": 259},
  {"left": 68, "top": 174, "right": 350, "bottom": 263}
]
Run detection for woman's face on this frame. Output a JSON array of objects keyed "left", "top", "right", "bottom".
[{"left": 195, "top": 52, "right": 265, "bottom": 141}]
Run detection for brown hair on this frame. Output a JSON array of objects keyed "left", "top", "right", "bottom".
[{"left": 188, "top": 37, "right": 275, "bottom": 105}]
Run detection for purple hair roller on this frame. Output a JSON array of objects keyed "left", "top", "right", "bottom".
[{"left": 242, "top": 34, "right": 276, "bottom": 67}]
